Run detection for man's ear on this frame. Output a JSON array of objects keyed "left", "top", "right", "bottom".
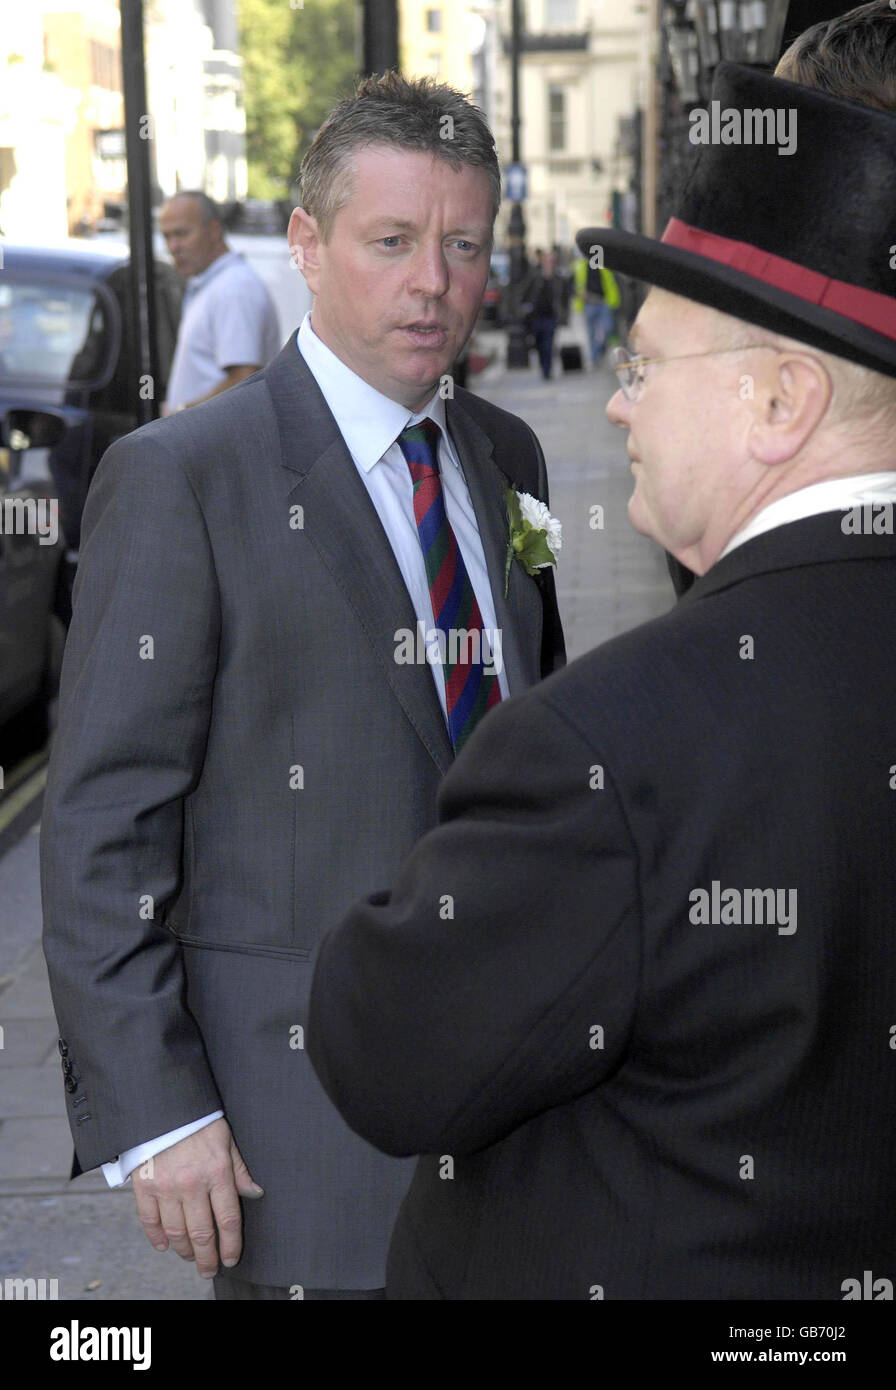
[
  {"left": 288, "top": 207, "right": 323, "bottom": 292},
  {"left": 746, "top": 352, "right": 833, "bottom": 466}
]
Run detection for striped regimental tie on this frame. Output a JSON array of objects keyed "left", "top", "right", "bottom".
[{"left": 396, "top": 418, "right": 502, "bottom": 751}]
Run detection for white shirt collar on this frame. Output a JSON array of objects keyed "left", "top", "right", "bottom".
[
  {"left": 187, "top": 250, "right": 241, "bottom": 294},
  {"left": 719, "top": 472, "right": 896, "bottom": 560},
  {"left": 297, "top": 311, "right": 448, "bottom": 471}
]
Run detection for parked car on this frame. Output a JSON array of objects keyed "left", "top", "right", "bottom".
[
  {"left": 0, "top": 243, "right": 182, "bottom": 626},
  {"left": 0, "top": 243, "right": 182, "bottom": 736},
  {"left": 0, "top": 408, "right": 66, "bottom": 741}
]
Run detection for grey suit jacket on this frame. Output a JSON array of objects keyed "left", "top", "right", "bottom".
[{"left": 39, "top": 333, "right": 565, "bottom": 1288}]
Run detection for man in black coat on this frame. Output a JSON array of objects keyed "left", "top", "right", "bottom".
[{"left": 307, "top": 65, "right": 896, "bottom": 1299}]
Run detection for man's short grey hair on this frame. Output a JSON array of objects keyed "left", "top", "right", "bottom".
[
  {"left": 299, "top": 71, "right": 501, "bottom": 242},
  {"left": 169, "top": 190, "right": 223, "bottom": 227}
]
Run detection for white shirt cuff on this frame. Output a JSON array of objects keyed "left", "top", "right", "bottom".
[{"left": 101, "top": 1111, "right": 225, "bottom": 1187}]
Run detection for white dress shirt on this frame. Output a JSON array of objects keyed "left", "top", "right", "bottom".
[
  {"left": 102, "top": 310, "right": 507, "bottom": 1186},
  {"left": 294, "top": 311, "right": 509, "bottom": 707},
  {"left": 101, "top": 1111, "right": 225, "bottom": 1186},
  {"left": 720, "top": 472, "right": 896, "bottom": 559}
]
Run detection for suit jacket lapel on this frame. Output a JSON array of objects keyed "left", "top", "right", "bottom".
[
  {"left": 265, "top": 337, "right": 454, "bottom": 776},
  {"left": 446, "top": 397, "right": 544, "bottom": 695}
]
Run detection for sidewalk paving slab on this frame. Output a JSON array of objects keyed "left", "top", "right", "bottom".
[{"left": 0, "top": 1192, "right": 214, "bottom": 1300}]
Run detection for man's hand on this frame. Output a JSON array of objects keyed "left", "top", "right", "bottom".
[{"left": 132, "top": 1118, "right": 263, "bottom": 1277}]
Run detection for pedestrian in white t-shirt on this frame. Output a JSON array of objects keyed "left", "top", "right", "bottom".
[{"left": 160, "top": 191, "right": 282, "bottom": 413}]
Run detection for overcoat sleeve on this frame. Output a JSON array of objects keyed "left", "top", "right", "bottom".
[{"left": 307, "top": 684, "right": 641, "bottom": 1158}]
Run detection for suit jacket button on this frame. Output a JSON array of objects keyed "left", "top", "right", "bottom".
[
  {"left": 58, "top": 1039, "right": 69, "bottom": 1057},
  {"left": 61, "top": 1057, "right": 73, "bottom": 1074},
  {"left": 64, "top": 1075, "right": 78, "bottom": 1093}
]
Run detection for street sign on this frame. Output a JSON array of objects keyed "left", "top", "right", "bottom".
[{"left": 505, "top": 162, "right": 527, "bottom": 203}]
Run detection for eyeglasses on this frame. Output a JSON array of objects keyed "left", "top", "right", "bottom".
[{"left": 611, "top": 343, "right": 779, "bottom": 401}]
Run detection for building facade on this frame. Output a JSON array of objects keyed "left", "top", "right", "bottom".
[
  {"left": 196, "top": 0, "right": 247, "bottom": 204},
  {"left": 42, "top": 1, "right": 127, "bottom": 234},
  {"left": 143, "top": 0, "right": 248, "bottom": 208},
  {"left": 0, "top": 12, "right": 73, "bottom": 242},
  {"left": 4, "top": 1, "right": 249, "bottom": 242},
  {"left": 492, "top": 0, "right": 651, "bottom": 255},
  {"left": 400, "top": 0, "right": 653, "bottom": 255}
]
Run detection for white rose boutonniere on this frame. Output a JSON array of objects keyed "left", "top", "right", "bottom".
[{"left": 505, "top": 487, "right": 562, "bottom": 596}]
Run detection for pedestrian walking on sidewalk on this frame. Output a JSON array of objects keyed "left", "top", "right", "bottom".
[
  {"left": 573, "top": 253, "right": 620, "bottom": 367},
  {"left": 521, "top": 250, "right": 569, "bottom": 379}
]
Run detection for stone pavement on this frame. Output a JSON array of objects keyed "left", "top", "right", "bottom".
[
  {"left": 0, "top": 316, "right": 674, "bottom": 1301},
  {"left": 0, "top": 826, "right": 215, "bottom": 1300}
]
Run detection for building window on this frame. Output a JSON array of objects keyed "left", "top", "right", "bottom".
[
  {"left": 427, "top": 52, "right": 442, "bottom": 75},
  {"left": 425, "top": 8, "right": 442, "bottom": 33},
  {"left": 548, "top": 84, "right": 566, "bottom": 151},
  {"left": 545, "top": 0, "right": 577, "bottom": 28},
  {"left": 89, "top": 40, "right": 121, "bottom": 92}
]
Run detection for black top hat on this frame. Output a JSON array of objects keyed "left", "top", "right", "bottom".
[{"left": 576, "top": 64, "right": 896, "bottom": 377}]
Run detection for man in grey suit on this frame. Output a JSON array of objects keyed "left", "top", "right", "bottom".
[{"left": 39, "top": 71, "right": 564, "bottom": 1300}]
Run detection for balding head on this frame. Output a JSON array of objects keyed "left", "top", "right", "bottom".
[{"left": 160, "top": 192, "right": 227, "bottom": 278}]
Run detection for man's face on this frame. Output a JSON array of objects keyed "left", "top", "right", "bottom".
[
  {"left": 160, "top": 198, "right": 224, "bottom": 278},
  {"left": 289, "top": 144, "right": 493, "bottom": 410},
  {"left": 606, "top": 289, "right": 754, "bottom": 569}
]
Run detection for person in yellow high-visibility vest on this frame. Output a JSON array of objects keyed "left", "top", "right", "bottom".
[{"left": 572, "top": 254, "right": 620, "bottom": 367}]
